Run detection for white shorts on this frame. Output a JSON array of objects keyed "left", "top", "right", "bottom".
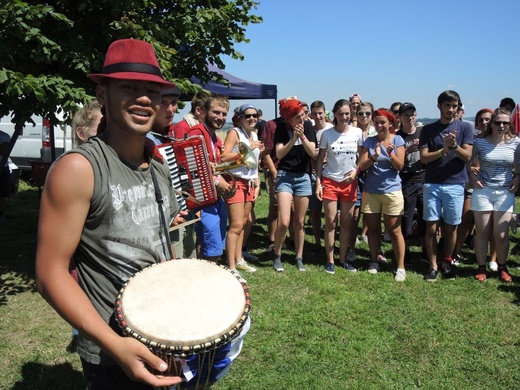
[{"left": 470, "top": 186, "right": 515, "bottom": 212}]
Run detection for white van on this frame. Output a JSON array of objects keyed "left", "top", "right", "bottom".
[{"left": 0, "top": 115, "right": 72, "bottom": 171}]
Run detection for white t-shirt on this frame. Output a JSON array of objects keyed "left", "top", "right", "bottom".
[
  {"left": 315, "top": 123, "right": 334, "bottom": 147},
  {"left": 320, "top": 126, "right": 363, "bottom": 181}
]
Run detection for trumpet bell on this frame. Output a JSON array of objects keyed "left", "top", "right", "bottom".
[
  {"left": 238, "top": 142, "right": 258, "bottom": 170},
  {"left": 215, "top": 142, "right": 257, "bottom": 173}
]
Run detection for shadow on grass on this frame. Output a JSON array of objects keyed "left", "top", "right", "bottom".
[
  {"left": 498, "top": 282, "right": 520, "bottom": 306},
  {"left": 12, "top": 361, "right": 85, "bottom": 390},
  {"left": 0, "top": 268, "right": 36, "bottom": 306},
  {"left": 0, "top": 182, "right": 40, "bottom": 306}
]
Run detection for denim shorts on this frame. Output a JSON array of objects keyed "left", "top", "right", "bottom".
[
  {"left": 275, "top": 170, "right": 312, "bottom": 196},
  {"left": 423, "top": 183, "right": 464, "bottom": 225}
]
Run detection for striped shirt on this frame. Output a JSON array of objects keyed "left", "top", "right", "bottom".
[{"left": 472, "top": 136, "right": 520, "bottom": 188}]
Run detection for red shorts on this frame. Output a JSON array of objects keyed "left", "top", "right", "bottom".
[
  {"left": 226, "top": 177, "right": 256, "bottom": 204},
  {"left": 321, "top": 176, "right": 358, "bottom": 202}
]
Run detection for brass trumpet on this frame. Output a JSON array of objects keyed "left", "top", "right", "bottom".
[
  {"left": 215, "top": 142, "right": 257, "bottom": 173},
  {"left": 215, "top": 142, "right": 257, "bottom": 193}
]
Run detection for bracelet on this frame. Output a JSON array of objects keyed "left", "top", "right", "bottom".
[
  {"left": 449, "top": 144, "right": 458, "bottom": 150},
  {"left": 389, "top": 151, "right": 395, "bottom": 158},
  {"left": 438, "top": 149, "right": 446, "bottom": 157},
  {"left": 301, "top": 135, "right": 307, "bottom": 141},
  {"left": 214, "top": 175, "right": 221, "bottom": 185}
]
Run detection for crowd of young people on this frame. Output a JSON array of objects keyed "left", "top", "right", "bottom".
[
  {"left": 253, "top": 92, "right": 520, "bottom": 284},
  {"left": 33, "top": 37, "right": 520, "bottom": 388}
]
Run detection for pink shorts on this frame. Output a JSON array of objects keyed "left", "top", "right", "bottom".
[
  {"left": 321, "top": 176, "right": 358, "bottom": 202},
  {"left": 226, "top": 178, "right": 256, "bottom": 204}
]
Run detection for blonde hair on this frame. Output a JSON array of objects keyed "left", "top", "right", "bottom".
[{"left": 72, "top": 101, "right": 102, "bottom": 146}]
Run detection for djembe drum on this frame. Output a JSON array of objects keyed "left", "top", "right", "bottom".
[{"left": 115, "top": 259, "right": 251, "bottom": 390}]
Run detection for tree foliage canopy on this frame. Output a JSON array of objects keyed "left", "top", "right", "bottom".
[{"left": 0, "top": 0, "right": 262, "bottom": 125}]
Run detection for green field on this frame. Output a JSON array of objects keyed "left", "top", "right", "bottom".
[{"left": 1, "top": 178, "right": 519, "bottom": 389}]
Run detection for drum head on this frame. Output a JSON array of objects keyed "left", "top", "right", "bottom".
[{"left": 115, "top": 259, "right": 250, "bottom": 354}]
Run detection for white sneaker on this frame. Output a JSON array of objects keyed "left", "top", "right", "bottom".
[
  {"left": 236, "top": 260, "right": 257, "bottom": 273},
  {"left": 489, "top": 261, "right": 498, "bottom": 272},
  {"left": 230, "top": 269, "right": 247, "bottom": 283},
  {"left": 368, "top": 262, "right": 380, "bottom": 274},
  {"left": 394, "top": 268, "right": 406, "bottom": 282},
  {"left": 242, "top": 251, "right": 259, "bottom": 262}
]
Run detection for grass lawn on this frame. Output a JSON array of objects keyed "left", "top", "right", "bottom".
[{"left": 1, "top": 177, "right": 520, "bottom": 389}]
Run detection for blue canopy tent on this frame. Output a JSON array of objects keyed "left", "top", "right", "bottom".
[{"left": 189, "top": 64, "right": 278, "bottom": 116}]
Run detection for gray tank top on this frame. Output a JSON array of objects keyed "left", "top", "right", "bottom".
[{"left": 70, "top": 137, "right": 179, "bottom": 364}]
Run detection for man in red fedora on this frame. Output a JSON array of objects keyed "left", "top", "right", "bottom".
[{"left": 35, "top": 39, "right": 183, "bottom": 389}]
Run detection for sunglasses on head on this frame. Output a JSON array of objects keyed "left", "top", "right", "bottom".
[
  {"left": 243, "top": 113, "right": 259, "bottom": 119},
  {"left": 357, "top": 111, "right": 372, "bottom": 116}
]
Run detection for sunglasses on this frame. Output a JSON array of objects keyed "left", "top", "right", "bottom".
[
  {"left": 357, "top": 111, "right": 372, "bottom": 116},
  {"left": 494, "top": 121, "right": 510, "bottom": 126},
  {"left": 243, "top": 114, "right": 259, "bottom": 119},
  {"left": 392, "top": 110, "right": 400, "bottom": 115}
]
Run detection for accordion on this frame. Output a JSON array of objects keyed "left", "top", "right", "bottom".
[{"left": 158, "top": 136, "right": 218, "bottom": 210}]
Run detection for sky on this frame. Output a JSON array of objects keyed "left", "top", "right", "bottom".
[{"left": 176, "top": 0, "right": 520, "bottom": 121}]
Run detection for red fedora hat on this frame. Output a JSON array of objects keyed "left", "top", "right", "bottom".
[{"left": 88, "top": 39, "right": 175, "bottom": 88}]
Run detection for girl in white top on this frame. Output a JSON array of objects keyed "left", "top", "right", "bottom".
[
  {"left": 316, "top": 99, "right": 363, "bottom": 274},
  {"left": 221, "top": 104, "right": 264, "bottom": 275}
]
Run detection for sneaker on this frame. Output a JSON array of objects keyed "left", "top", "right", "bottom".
[
  {"left": 296, "top": 257, "right": 306, "bottom": 272},
  {"left": 341, "top": 262, "right": 357, "bottom": 272},
  {"left": 242, "top": 251, "right": 259, "bottom": 262},
  {"left": 489, "top": 261, "right": 498, "bottom": 272},
  {"left": 441, "top": 261, "right": 455, "bottom": 279},
  {"left": 347, "top": 249, "right": 355, "bottom": 262},
  {"left": 383, "top": 231, "right": 391, "bottom": 243},
  {"left": 324, "top": 263, "right": 335, "bottom": 274},
  {"left": 377, "top": 251, "right": 387, "bottom": 263},
  {"left": 267, "top": 243, "right": 275, "bottom": 253},
  {"left": 394, "top": 268, "right": 406, "bottom": 282},
  {"left": 424, "top": 268, "right": 439, "bottom": 282},
  {"left": 236, "top": 260, "right": 257, "bottom": 273},
  {"left": 475, "top": 266, "right": 487, "bottom": 282},
  {"left": 452, "top": 254, "right": 461, "bottom": 266},
  {"left": 368, "top": 262, "right": 379, "bottom": 274},
  {"left": 273, "top": 256, "right": 284, "bottom": 272},
  {"left": 360, "top": 234, "right": 369, "bottom": 245},
  {"left": 499, "top": 266, "right": 512, "bottom": 283},
  {"left": 230, "top": 269, "right": 247, "bottom": 283}
]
